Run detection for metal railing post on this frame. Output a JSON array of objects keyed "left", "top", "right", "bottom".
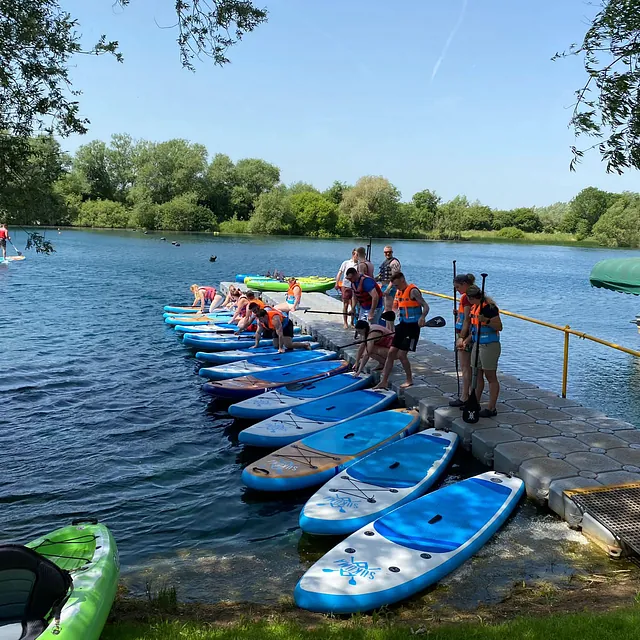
[{"left": 562, "top": 326, "right": 570, "bottom": 398}]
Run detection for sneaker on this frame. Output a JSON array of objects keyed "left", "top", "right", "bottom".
[
  {"left": 479, "top": 408, "right": 497, "bottom": 418},
  {"left": 448, "top": 398, "right": 465, "bottom": 407}
]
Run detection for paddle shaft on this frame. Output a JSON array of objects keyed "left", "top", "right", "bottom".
[
  {"left": 336, "top": 316, "right": 446, "bottom": 349},
  {"left": 453, "top": 260, "right": 460, "bottom": 398},
  {"left": 470, "top": 273, "right": 487, "bottom": 394},
  {"left": 304, "top": 310, "right": 354, "bottom": 316},
  {"left": 8, "top": 239, "right": 22, "bottom": 256}
]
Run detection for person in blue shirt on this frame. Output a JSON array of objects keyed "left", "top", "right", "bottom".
[{"left": 345, "top": 268, "right": 383, "bottom": 325}]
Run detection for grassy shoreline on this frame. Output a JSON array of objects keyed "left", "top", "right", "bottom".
[{"left": 20, "top": 226, "right": 605, "bottom": 248}]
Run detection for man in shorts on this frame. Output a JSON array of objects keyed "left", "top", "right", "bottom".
[
  {"left": 345, "top": 267, "right": 383, "bottom": 325},
  {"left": 253, "top": 308, "right": 311, "bottom": 353},
  {"left": 375, "top": 272, "right": 429, "bottom": 390},
  {"left": 0, "top": 223, "right": 9, "bottom": 259},
  {"left": 335, "top": 249, "right": 358, "bottom": 329},
  {"left": 376, "top": 245, "right": 401, "bottom": 328}
]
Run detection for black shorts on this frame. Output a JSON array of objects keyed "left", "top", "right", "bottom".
[
  {"left": 282, "top": 321, "right": 294, "bottom": 338},
  {"left": 392, "top": 321, "right": 420, "bottom": 352}
]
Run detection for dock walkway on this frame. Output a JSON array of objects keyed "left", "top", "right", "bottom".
[{"left": 220, "top": 282, "right": 640, "bottom": 551}]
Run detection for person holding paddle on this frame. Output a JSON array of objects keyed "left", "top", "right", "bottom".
[
  {"left": 462, "top": 284, "right": 503, "bottom": 417},
  {"left": 449, "top": 273, "right": 476, "bottom": 408},
  {"left": 375, "top": 273, "right": 430, "bottom": 390},
  {"left": 0, "top": 223, "right": 9, "bottom": 259},
  {"left": 335, "top": 249, "right": 358, "bottom": 329}
]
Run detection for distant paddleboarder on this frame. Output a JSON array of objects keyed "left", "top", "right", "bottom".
[{"left": 0, "top": 223, "right": 10, "bottom": 259}]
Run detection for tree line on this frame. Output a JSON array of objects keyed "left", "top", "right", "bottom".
[{"left": 1, "top": 133, "right": 639, "bottom": 247}]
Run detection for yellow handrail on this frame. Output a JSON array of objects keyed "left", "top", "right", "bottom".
[{"left": 419, "top": 289, "right": 640, "bottom": 398}]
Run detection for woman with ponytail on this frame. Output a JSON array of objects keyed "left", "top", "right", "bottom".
[{"left": 449, "top": 273, "right": 475, "bottom": 407}]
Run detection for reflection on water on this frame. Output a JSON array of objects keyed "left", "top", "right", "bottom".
[{"left": 1, "top": 229, "right": 638, "bottom": 605}]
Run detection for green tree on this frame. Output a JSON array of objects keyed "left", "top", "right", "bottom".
[
  {"left": 128, "top": 199, "right": 158, "bottom": 230},
  {"left": 156, "top": 192, "right": 217, "bottom": 231},
  {"left": 592, "top": 193, "right": 640, "bottom": 247},
  {"left": 460, "top": 202, "right": 493, "bottom": 230},
  {"left": 289, "top": 191, "right": 338, "bottom": 236},
  {"left": 435, "top": 195, "right": 469, "bottom": 233},
  {"left": 75, "top": 199, "right": 130, "bottom": 228},
  {"left": 203, "top": 153, "right": 237, "bottom": 220},
  {"left": 535, "top": 202, "right": 569, "bottom": 232},
  {"left": 2, "top": 134, "right": 70, "bottom": 226},
  {"left": 248, "top": 186, "right": 295, "bottom": 235},
  {"left": 556, "top": 0, "right": 640, "bottom": 172},
  {"left": 288, "top": 181, "right": 318, "bottom": 195},
  {"left": 339, "top": 176, "right": 401, "bottom": 237},
  {"left": 73, "top": 140, "right": 116, "bottom": 201},
  {"left": 234, "top": 158, "right": 280, "bottom": 206},
  {"left": 132, "top": 139, "right": 208, "bottom": 205},
  {"left": 411, "top": 189, "right": 440, "bottom": 230},
  {"left": 493, "top": 207, "right": 542, "bottom": 232},
  {"left": 323, "top": 181, "right": 350, "bottom": 205},
  {"left": 562, "top": 187, "right": 619, "bottom": 236}
]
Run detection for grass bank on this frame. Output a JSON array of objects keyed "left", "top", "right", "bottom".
[
  {"left": 103, "top": 608, "right": 640, "bottom": 639},
  {"left": 459, "top": 230, "right": 600, "bottom": 246}
]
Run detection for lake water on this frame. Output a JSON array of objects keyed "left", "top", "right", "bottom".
[{"left": 1, "top": 229, "right": 638, "bottom": 604}]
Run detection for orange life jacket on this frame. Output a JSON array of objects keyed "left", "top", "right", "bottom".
[
  {"left": 260, "top": 309, "right": 289, "bottom": 330},
  {"left": 395, "top": 283, "right": 422, "bottom": 323}
]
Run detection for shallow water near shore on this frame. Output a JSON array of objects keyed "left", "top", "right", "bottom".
[{"left": 1, "top": 229, "right": 637, "bottom": 606}]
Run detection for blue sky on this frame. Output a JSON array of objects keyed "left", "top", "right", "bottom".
[{"left": 60, "top": 0, "right": 638, "bottom": 208}]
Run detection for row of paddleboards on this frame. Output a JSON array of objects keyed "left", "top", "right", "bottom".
[{"left": 162, "top": 297, "right": 525, "bottom": 614}]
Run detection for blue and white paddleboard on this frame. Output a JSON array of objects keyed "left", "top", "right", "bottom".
[
  {"left": 198, "top": 349, "right": 337, "bottom": 380},
  {"left": 163, "top": 311, "right": 232, "bottom": 320},
  {"left": 294, "top": 471, "right": 525, "bottom": 613},
  {"left": 238, "top": 389, "right": 396, "bottom": 448},
  {"left": 175, "top": 323, "right": 246, "bottom": 334},
  {"left": 188, "top": 334, "right": 313, "bottom": 352},
  {"left": 165, "top": 314, "right": 235, "bottom": 326},
  {"left": 299, "top": 429, "right": 459, "bottom": 536},
  {"left": 196, "top": 343, "right": 320, "bottom": 364},
  {"left": 228, "top": 372, "right": 374, "bottom": 420},
  {"left": 241, "top": 409, "right": 420, "bottom": 492}
]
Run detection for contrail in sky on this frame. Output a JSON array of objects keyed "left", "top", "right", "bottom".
[{"left": 430, "top": 0, "right": 468, "bottom": 83}]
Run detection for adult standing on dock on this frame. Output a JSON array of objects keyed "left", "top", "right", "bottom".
[
  {"left": 463, "top": 284, "right": 503, "bottom": 417},
  {"left": 376, "top": 245, "right": 402, "bottom": 316},
  {"left": 356, "top": 246, "right": 374, "bottom": 277},
  {"left": 375, "top": 272, "right": 429, "bottom": 390},
  {"left": 449, "top": 273, "right": 476, "bottom": 408},
  {"left": 345, "top": 267, "right": 383, "bottom": 325},
  {"left": 335, "top": 249, "right": 358, "bottom": 329}
]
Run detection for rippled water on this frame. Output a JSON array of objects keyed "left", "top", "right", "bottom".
[{"left": 1, "top": 229, "right": 637, "bottom": 604}]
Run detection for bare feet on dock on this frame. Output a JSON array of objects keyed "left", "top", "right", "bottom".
[
  {"left": 400, "top": 381, "right": 414, "bottom": 389},
  {"left": 373, "top": 382, "right": 388, "bottom": 390}
]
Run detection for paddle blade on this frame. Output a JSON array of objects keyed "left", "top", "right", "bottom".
[
  {"left": 426, "top": 316, "right": 446, "bottom": 328},
  {"left": 462, "top": 390, "right": 480, "bottom": 424}
]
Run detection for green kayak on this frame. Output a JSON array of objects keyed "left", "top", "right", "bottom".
[
  {"left": 245, "top": 277, "right": 335, "bottom": 293},
  {"left": 0, "top": 520, "right": 119, "bottom": 639}
]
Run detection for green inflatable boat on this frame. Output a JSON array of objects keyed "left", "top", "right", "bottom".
[
  {"left": 0, "top": 520, "right": 119, "bottom": 639},
  {"left": 245, "top": 277, "right": 335, "bottom": 293}
]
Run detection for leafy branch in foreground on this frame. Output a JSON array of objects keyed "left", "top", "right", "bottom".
[
  {"left": 24, "top": 231, "right": 55, "bottom": 255},
  {"left": 554, "top": 0, "right": 640, "bottom": 173},
  {"left": 117, "top": 0, "right": 268, "bottom": 70}
]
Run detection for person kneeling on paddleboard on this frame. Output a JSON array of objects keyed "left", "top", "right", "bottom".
[
  {"left": 353, "top": 313, "right": 395, "bottom": 374},
  {"left": 254, "top": 308, "right": 311, "bottom": 353},
  {"left": 462, "top": 284, "right": 502, "bottom": 418},
  {"left": 190, "top": 284, "right": 224, "bottom": 314},
  {"left": 375, "top": 273, "right": 429, "bottom": 390}
]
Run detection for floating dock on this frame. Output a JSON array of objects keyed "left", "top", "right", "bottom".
[{"left": 220, "top": 283, "right": 640, "bottom": 556}]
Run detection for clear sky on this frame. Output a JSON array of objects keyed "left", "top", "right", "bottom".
[{"left": 60, "top": 0, "right": 639, "bottom": 208}]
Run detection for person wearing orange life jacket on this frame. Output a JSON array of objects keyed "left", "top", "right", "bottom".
[
  {"left": 462, "top": 284, "right": 503, "bottom": 418},
  {"left": 375, "top": 272, "right": 430, "bottom": 390},
  {"left": 253, "top": 308, "right": 311, "bottom": 353},
  {"left": 335, "top": 249, "right": 358, "bottom": 329},
  {"left": 190, "top": 284, "right": 224, "bottom": 313},
  {"left": 231, "top": 290, "right": 258, "bottom": 325},
  {"left": 276, "top": 277, "right": 302, "bottom": 313},
  {"left": 235, "top": 295, "right": 266, "bottom": 333},
  {"left": 345, "top": 268, "right": 383, "bottom": 325},
  {"left": 449, "top": 273, "right": 476, "bottom": 408},
  {"left": 0, "top": 223, "right": 10, "bottom": 259}
]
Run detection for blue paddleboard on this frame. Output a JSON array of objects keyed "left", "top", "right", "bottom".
[
  {"left": 198, "top": 349, "right": 336, "bottom": 380},
  {"left": 294, "top": 471, "right": 524, "bottom": 613},
  {"left": 229, "top": 372, "right": 374, "bottom": 420},
  {"left": 196, "top": 343, "right": 320, "bottom": 364},
  {"left": 241, "top": 409, "right": 420, "bottom": 492},
  {"left": 238, "top": 389, "right": 397, "bottom": 447},
  {"left": 300, "top": 430, "right": 458, "bottom": 535}
]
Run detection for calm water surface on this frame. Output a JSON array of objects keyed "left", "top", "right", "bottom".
[{"left": 1, "top": 230, "right": 637, "bottom": 603}]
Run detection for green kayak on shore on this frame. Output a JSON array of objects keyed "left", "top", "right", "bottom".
[
  {"left": 245, "top": 277, "right": 335, "bottom": 292},
  {"left": 0, "top": 520, "right": 119, "bottom": 639}
]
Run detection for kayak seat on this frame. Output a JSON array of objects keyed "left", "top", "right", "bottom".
[{"left": 0, "top": 545, "right": 72, "bottom": 640}]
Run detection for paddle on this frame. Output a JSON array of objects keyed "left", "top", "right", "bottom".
[
  {"left": 304, "top": 310, "right": 354, "bottom": 316},
  {"left": 462, "top": 273, "right": 487, "bottom": 424},
  {"left": 336, "top": 316, "right": 446, "bottom": 349},
  {"left": 453, "top": 260, "right": 460, "bottom": 399},
  {"left": 9, "top": 239, "right": 22, "bottom": 256}
]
